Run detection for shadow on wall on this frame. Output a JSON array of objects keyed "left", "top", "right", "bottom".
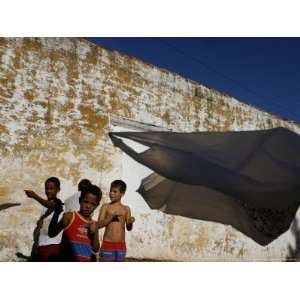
[
  {"left": 16, "top": 224, "right": 40, "bottom": 262},
  {"left": 0, "top": 202, "right": 38, "bottom": 262},
  {"left": 0, "top": 202, "right": 21, "bottom": 211},
  {"left": 286, "top": 218, "right": 300, "bottom": 261},
  {"left": 0, "top": 202, "right": 31, "bottom": 261}
]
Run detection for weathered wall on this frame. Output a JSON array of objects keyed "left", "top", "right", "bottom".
[{"left": 0, "top": 37, "right": 300, "bottom": 261}]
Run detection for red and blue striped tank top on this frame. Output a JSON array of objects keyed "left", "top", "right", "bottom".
[{"left": 61, "top": 212, "right": 95, "bottom": 262}]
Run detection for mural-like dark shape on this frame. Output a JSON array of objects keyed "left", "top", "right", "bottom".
[{"left": 0, "top": 202, "right": 21, "bottom": 211}]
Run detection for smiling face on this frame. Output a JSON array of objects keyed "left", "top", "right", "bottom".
[
  {"left": 109, "top": 186, "right": 123, "bottom": 203},
  {"left": 79, "top": 193, "right": 99, "bottom": 218},
  {"left": 45, "top": 181, "right": 60, "bottom": 200}
]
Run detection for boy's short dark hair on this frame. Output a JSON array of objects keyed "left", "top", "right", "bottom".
[
  {"left": 79, "top": 184, "right": 102, "bottom": 205},
  {"left": 45, "top": 177, "right": 60, "bottom": 189},
  {"left": 78, "top": 179, "right": 92, "bottom": 192},
  {"left": 110, "top": 180, "right": 127, "bottom": 193}
]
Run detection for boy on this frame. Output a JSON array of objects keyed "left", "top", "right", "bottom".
[
  {"left": 64, "top": 179, "right": 92, "bottom": 212},
  {"left": 98, "top": 180, "right": 135, "bottom": 262},
  {"left": 24, "top": 177, "right": 64, "bottom": 261},
  {"left": 48, "top": 184, "right": 102, "bottom": 262}
]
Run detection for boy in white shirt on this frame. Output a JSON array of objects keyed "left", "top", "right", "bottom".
[{"left": 25, "top": 177, "right": 63, "bottom": 261}]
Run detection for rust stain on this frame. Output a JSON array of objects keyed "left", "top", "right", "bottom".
[
  {"left": 67, "top": 88, "right": 77, "bottom": 99},
  {"left": 12, "top": 135, "right": 29, "bottom": 156},
  {"left": 97, "top": 95, "right": 106, "bottom": 108},
  {"left": 0, "top": 74, "right": 17, "bottom": 98},
  {"left": 48, "top": 49, "right": 65, "bottom": 64},
  {"left": 61, "top": 101, "right": 75, "bottom": 114},
  {"left": 45, "top": 99, "right": 52, "bottom": 125},
  {"left": 13, "top": 50, "right": 22, "bottom": 70},
  {"left": 22, "top": 38, "right": 43, "bottom": 52},
  {"left": 84, "top": 45, "right": 99, "bottom": 66},
  {"left": 0, "top": 186, "right": 10, "bottom": 202},
  {"left": 0, "top": 123, "right": 9, "bottom": 134},
  {"left": 191, "top": 96, "right": 203, "bottom": 110},
  {"left": 0, "top": 144, "right": 10, "bottom": 158},
  {"left": 78, "top": 104, "right": 108, "bottom": 132},
  {"left": 81, "top": 83, "right": 95, "bottom": 102},
  {"left": 109, "top": 91, "right": 122, "bottom": 113},
  {"left": 24, "top": 89, "right": 35, "bottom": 101},
  {"left": 0, "top": 37, "right": 9, "bottom": 48},
  {"left": 107, "top": 92, "right": 135, "bottom": 117},
  {"left": 66, "top": 126, "right": 82, "bottom": 147},
  {"left": 116, "top": 67, "right": 131, "bottom": 84},
  {"left": 162, "top": 111, "right": 171, "bottom": 125}
]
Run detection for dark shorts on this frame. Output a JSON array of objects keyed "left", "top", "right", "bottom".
[
  {"left": 99, "top": 241, "right": 127, "bottom": 262},
  {"left": 37, "top": 244, "right": 60, "bottom": 262}
]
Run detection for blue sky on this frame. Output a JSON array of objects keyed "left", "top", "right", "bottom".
[{"left": 86, "top": 38, "right": 300, "bottom": 123}]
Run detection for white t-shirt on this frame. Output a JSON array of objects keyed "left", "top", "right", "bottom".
[
  {"left": 64, "top": 191, "right": 80, "bottom": 213},
  {"left": 38, "top": 201, "right": 64, "bottom": 246}
]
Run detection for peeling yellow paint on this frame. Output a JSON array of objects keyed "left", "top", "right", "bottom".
[
  {"left": 24, "top": 89, "right": 35, "bottom": 101},
  {"left": 0, "top": 186, "right": 10, "bottom": 202},
  {"left": 45, "top": 100, "right": 52, "bottom": 125},
  {"left": 78, "top": 104, "right": 108, "bottom": 132},
  {"left": 61, "top": 101, "right": 75, "bottom": 112},
  {"left": 116, "top": 67, "right": 132, "bottom": 84},
  {"left": 67, "top": 88, "right": 77, "bottom": 99},
  {"left": 0, "top": 74, "right": 16, "bottom": 98},
  {"left": 0, "top": 124, "right": 8, "bottom": 134},
  {"left": 22, "top": 38, "right": 43, "bottom": 52},
  {"left": 13, "top": 51, "right": 22, "bottom": 70},
  {"left": 84, "top": 46, "right": 99, "bottom": 67}
]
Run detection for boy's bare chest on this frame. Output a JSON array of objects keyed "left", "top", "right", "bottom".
[{"left": 108, "top": 207, "right": 125, "bottom": 216}]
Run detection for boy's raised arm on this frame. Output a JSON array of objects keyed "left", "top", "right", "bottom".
[{"left": 24, "top": 190, "right": 56, "bottom": 209}]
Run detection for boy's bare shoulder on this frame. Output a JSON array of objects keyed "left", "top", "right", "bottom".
[
  {"left": 122, "top": 204, "right": 131, "bottom": 212},
  {"left": 101, "top": 203, "right": 110, "bottom": 210},
  {"left": 64, "top": 212, "right": 74, "bottom": 221},
  {"left": 64, "top": 211, "right": 73, "bottom": 217}
]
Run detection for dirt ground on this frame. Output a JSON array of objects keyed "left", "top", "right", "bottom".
[{"left": 126, "top": 257, "right": 172, "bottom": 262}]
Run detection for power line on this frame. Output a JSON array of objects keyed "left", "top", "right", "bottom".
[{"left": 158, "top": 39, "right": 300, "bottom": 122}]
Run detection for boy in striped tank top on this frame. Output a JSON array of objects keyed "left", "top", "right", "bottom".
[
  {"left": 49, "top": 184, "right": 102, "bottom": 262},
  {"left": 98, "top": 180, "right": 135, "bottom": 262}
]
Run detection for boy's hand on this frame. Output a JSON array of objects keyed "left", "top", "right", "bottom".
[
  {"left": 126, "top": 215, "right": 135, "bottom": 231},
  {"left": 36, "top": 219, "right": 43, "bottom": 228},
  {"left": 24, "top": 190, "right": 38, "bottom": 199},
  {"left": 128, "top": 216, "right": 135, "bottom": 224},
  {"left": 111, "top": 214, "right": 120, "bottom": 222}
]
